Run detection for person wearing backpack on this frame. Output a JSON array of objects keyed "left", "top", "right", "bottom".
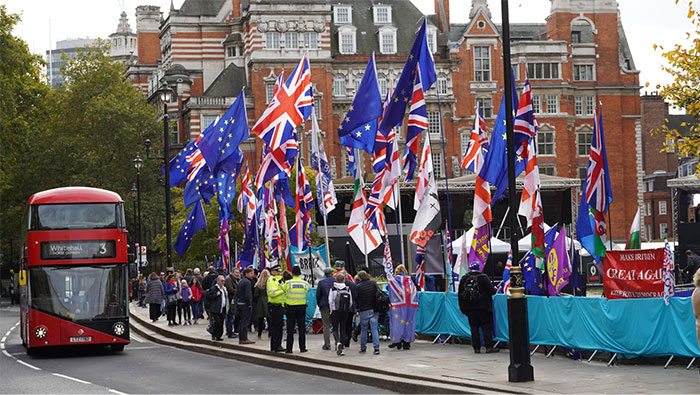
[
  {"left": 328, "top": 272, "right": 353, "bottom": 356},
  {"left": 458, "top": 261, "right": 499, "bottom": 354},
  {"left": 355, "top": 271, "right": 381, "bottom": 355}
]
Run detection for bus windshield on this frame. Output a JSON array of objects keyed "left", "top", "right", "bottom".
[
  {"left": 32, "top": 203, "right": 122, "bottom": 230},
  {"left": 29, "top": 264, "right": 127, "bottom": 321}
]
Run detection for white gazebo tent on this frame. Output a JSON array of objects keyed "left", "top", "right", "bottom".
[{"left": 452, "top": 227, "right": 511, "bottom": 254}]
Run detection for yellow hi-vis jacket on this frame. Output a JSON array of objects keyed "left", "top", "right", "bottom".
[
  {"left": 283, "top": 275, "right": 309, "bottom": 306},
  {"left": 267, "top": 275, "right": 285, "bottom": 305}
]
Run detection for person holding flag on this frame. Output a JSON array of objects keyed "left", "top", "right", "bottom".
[{"left": 386, "top": 264, "right": 418, "bottom": 351}]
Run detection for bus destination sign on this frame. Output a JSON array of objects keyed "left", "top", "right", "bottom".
[{"left": 40, "top": 240, "right": 117, "bottom": 260}]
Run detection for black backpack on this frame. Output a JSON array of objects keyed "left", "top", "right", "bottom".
[
  {"left": 374, "top": 287, "right": 390, "bottom": 314},
  {"left": 334, "top": 286, "right": 352, "bottom": 312},
  {"left": 460, "top": 274, "right": 481, "bottom": 304}
]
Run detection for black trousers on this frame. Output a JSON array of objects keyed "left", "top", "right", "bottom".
[
  {"left": 331, "top": 310, "right": 349, "bottom": 346},
  {"left": 286, "top": 305, "right": 307, "bottom": 352},
  {"left": 211, "top": 312, "right": 225, "bottom": 340},
  {"left": 269, "top": 304, "right": 285, "bottom": 351},
  {"left": 149, "top": 303, "right": 161, "bottom": 321},
  {"left": 344, "top": 311, "right": 354, "bottom": 346},
  {"left": 238, "top": 305, "right": 252, "bottom": 341},
  {"left": 465, "top": 309, "right": 494, "bottom": 350},
  {"left": 166, "top": 304, "right": 177, "bottom": 323}
]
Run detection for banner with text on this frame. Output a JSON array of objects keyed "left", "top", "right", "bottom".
[
  {"left": 603, "top": 248, "right": 664, "bottom": 299},
  {"left": 290, "top": 245, "right": 328, "bottom": 287}
]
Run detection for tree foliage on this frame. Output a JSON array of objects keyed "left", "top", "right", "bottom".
[{"left": 656, "top": 0, "right": 700, "bottom": 171}]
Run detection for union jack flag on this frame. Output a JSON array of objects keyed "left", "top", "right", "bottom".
[
  {"left": 389, "top": 272, "right": 419, "bottom": 308},
  {"left": 254, "top": 137, "right": 298, "bottom": 189},
  {"left": 365, "top": 175, "right": 388, "bottom": 236},
  {"left": 382, "top": 239, "right": 393, "bottom": 279},
  {"left": 373, "top": 88, "right": 393, "bottom": 170},
  {"left": 252, "top": 55, "right": 312, "bottom": 151},
  {"left": 403, "top": 69, "right": 428, "bottom": 182},
  {"left": 413, "top": 132, "right": 433, "bottom": 211},
  {"left": 662, "top": 238, "right": 675, "bottom": 305},
  {"left": 499, "top": 250, "right": 512, "bottom": 294},
  {"left": 513, "top": 78, "right": 537, "bottom": 157},
  {"left": 414, "top": 246, "right": 426, "bottom": 289},
  {"left": 584, "top": 106, "right": 612, "bottom": 256},
  {"left": 461, "top": 102, "right": 487, "bottom": 173},
  {"left": 237, "top": 163, "right": 256, "bottom": 223}
]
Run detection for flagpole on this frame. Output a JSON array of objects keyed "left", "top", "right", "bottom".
[
  {"left": 322, "top": 211, "right": 331, "bottom": 269},
  {"left": 358, "top": 149, "right": 370, "bottom": 270},
  {"left": 436, "top": 90, "right": 454, "bottom": 259},
  {"left": 391, "top": 183, "right": 405, "bottom": 269}
]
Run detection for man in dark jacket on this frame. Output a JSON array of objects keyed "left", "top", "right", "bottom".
[
  {"left": 356, "top": 270, "right": 380, "bottom": 354},
  {"left": 205, "top": 275, "right": 228, "bottom": 341},
  {"left": 458, "top": 262, "right": 498, "bottom": 354},
  {"left": 236, "top": 268, "right": 256, "bottom": 344},
  {"left": 684, "top": 250, "right": 700, "bottom": 283},
  {"left": 224, "top": 269, "right": 240, "bottom": 338},
  {"left": 341, "top": 270, "right": 358, "bottom": 347},
  {"left": 315, "top": 268, "right": 335, "bottom": 350}
]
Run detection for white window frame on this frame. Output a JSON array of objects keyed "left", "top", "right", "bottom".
[
  {"left": 227, "top": 46, "right": 235, "bottom": 57},
  {"left": 537, "top": 125, "right": 555, "bottom": 156},
  {"left": 527, "top": 62, "right": 560, "bottom": 80},
  {"left": 585, "top": 96, "right": 595, "bottom": 115},
  {"left": 377, "top": 73, "right": 388, "bottom": 97},
  {"left": 284, "top": 31, "right": 299, "bottom": 49},
  {"left": 532, "top": 95, "right": 541, "bottom": 114},
  {"left": 646, "top": 202, "right": 652, "bottom": 216},
  {"left": 576, "top": 126, "right": 593, "bottom": 157},
  {"left": 539, "top": 166, "right": 556, "bottom": 176},
  {"left": 574, "top": 96, "right": 583, "bottom": 116},
  {"left": 334, "top": 5, "right": 352, "bottom": 24},
  {"left": 338, "top": 26, "right": 356, "bottom": 55},
  {"left": 427, "top": 111, "right": 441, "bottom": 136},
  {"left": 573, "top": 64, "right": 595, "bottom": 81},
  {"left": 659, "top": 200, "right": 667, "bottom": 216},
  {"left": 659, "top": 223, "right": 668, "bottom": 238},
  {"left": 303, "top": 32, "right": 318, "bottom": 49},
  {"left": 266, "top": 83, "right": 275, "bottom": 104},
  {"left": 431, "top": 151, "right": 444, "bottom": 178},
  {"left": 476, "top": 97, "right": 493, "bottom": 118},
  {"left": 474, "top": 45, "right": 491, "bottom": 82},
  {"left": 314, "top": 98, "right": 321, "bottom": 120},
  {"left": 373, "top": 5, "right": 392, "bottom": 24},
  {"left": 333, "top": 74, "right": 347, "bottom": 96},
  {"left": 353, "top": 73, "right": 363, "bottom": 93},
  {"left": 546, "top": 95, "right": 559, "bottom": 114},
  {"left": 577, "top": 166, "right": 587, "bottom": 180},
  {"left": 378, "top": 27, "right": 397, "bottom": 55},
  {"left": 265, "top": 32, "right": 280, "bottom": 49},
  {"left": 427, "top": 26, "right": 438, "bottom": 53},
  {"left": 437, "top": 74, "right": 448, "bottom": 95}
]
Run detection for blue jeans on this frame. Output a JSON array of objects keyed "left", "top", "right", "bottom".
[
  {"left": 192, "top": 300, "right": 202, "bottom": 320},
  {"left": 225, "top": 312, "right": 235, "bottom": 336},
  {"left": 360, "top": 309, "right": 379, "bottom": 351}
]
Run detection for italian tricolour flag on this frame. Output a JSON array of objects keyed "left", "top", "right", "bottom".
[{"left": 625, "top": 207, "right": 641, "bottom": 250}]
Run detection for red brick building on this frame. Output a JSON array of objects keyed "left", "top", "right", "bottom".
[{"left": 114, "top": 0, "right": 641, "bottom": 241}]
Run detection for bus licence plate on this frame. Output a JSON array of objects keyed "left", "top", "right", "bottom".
[{"left": 69, "top": 336, "right": 92, "bottom": 343}]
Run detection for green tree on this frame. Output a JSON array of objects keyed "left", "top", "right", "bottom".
[
  {"left": 655, "top": 1, "right": 700, "bottom": 170},
  {"left": 0, "top": 6, "right": 49, "bottom": 271}
]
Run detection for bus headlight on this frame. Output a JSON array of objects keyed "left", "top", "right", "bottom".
[
  {"left": 35, "top": 326, "right": 48, "bottom": 339},
  {"left": 112, "top": 322, "right": 126, "bottom": 336}
]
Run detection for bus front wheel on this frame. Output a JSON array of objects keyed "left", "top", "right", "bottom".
[{"left": 110, "top": 344, "right": 125, "bottom": 352}]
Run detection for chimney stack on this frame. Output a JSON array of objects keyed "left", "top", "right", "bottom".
[{"left": 434, "top": 0, "right": 450, "bottom": 33}]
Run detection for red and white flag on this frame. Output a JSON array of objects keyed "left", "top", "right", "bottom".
[
  {"left": 414, "top": 132, "right": 433, "bottom": 211},
  {"left": 348, "top": 180, "right": 381, "bottom": 255}
]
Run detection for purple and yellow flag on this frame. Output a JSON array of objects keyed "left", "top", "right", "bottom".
[
  {"left": 467, "top": 223, "right": 491, "bottom": 271},
  {"left": 546, "top": 227, "right": 571, "bottom": 296}
]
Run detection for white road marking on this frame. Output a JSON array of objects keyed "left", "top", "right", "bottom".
[
  {"left": 2, "top": 336, "right": 7, "bottom": 342},
  {"left": 129, "top": 334, "right": 145, "bottom": 342},
  {"left": 2, "top": 349, "right": 12, "bottom": 357},
  {"left": 16, "top": 359, "right": 41, "bottom": 370},
  {"left": 52, "top": 373, "right": 92, "bottom": 385},
  {"left": 108, "top": 389, "right": 129, "bottom": 395}
]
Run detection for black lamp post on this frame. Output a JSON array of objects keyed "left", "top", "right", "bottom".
[
  {"left": 133, "top": 154, "right": 143, "bottom": 274},
  {"left": 131, "top": 183, "right": 138, "bottom": 265},
  {"left": 501, "top": 0, "right": 534, "bottom": 382},
  {"left": 146, "top": 83, "right": 175, "bottom": 271}
]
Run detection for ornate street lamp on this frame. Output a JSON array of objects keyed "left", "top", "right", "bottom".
[{"left": 133, "top": 154, "right": 143, "bottom": 275}]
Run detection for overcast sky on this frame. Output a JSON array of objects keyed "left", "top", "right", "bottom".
[{"left": 5, "top": 0, "right": 694, "bottom": 100}]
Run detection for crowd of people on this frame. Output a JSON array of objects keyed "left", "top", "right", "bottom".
[{"left": 134, "top": 262, "right": 422, "bottom": 356}]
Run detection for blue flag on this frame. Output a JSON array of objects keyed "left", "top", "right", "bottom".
[
  {"left": 523, "top": 225, "right": 558, "bottom": 295},
  {"left": 167, "top": 138, "right": 197, "bottom": 188},
  {"left": 198, "top": 90, "right": 249, "bottom": 172},
  {"left": 480, "top": 69, "right": 525, "bottom": 204},
  {"left": 174, "top": 200, "right": 207, "bottom": 258},
  {"left": 274, "top": 174, "right": 295, "bottom": 208},
  {"left": 378, "top": 19, "right": 435, "bottom": 135},
  {"left": 576, "top": 182, "right": 597, "bottom": 258},
  {"left": 183, "top": 167, "right": 215, "bottom": 208},
  {"left": 215, "top": 170, "right": 237, "bottom": 221},
  {"left": 338, "top": 54, "right": 382, "bottom": 154}
]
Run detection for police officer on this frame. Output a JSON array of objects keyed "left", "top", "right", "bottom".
[
  {"left": 283, "top": 265, "right": 309, "bottom": 353},
  {"left": 266, "top": 264, "right": 286, "bottom": 352}
]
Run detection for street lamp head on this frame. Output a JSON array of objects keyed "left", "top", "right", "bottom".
[
  {"left": 131, "top": 184, "right": 137, "bottom": 194},
  {"left": 133, "top": 154, "right": 143, "bottom": 170},
  {"left": 156, "top": 84, "right": 174, "bottom": 103}
]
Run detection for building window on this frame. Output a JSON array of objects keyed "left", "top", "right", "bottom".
[
  {"left": 314, "top": 99, "right": 321, "bottom": 120},
  {"left": 460, "top": 131, "right": 470, "bottom": 161},
  {"left": 645, "top": 224, "right": 653, "bottom": 241},
  {"left": 343, "top": 150, "right": 352, "bottom": 178},
  {"left": 427, "top": 27, "right": 437, "bottom": 53},
  {"left": 646, "top": 180, "right": 654, "bottom": 192},
  {"left": 532, "top": 95, "right": 541, "bottom": 114},
  {"left": 575, "top": 96, "right": 583, "bottom": 116},
  {"left": 427, "top": 111, "right": 441, "bottom": 135},
  {"left": 539, "top": 166, "right": 555, "bottom": 176},
  {"left": 546, "top": 95, "right": 559, "bottom": 114},
  {"left": 659, "top": 200, "right": 667, "bottom": 216},
  {"left": 437, "top": 74, "right": 448, "bottom": 95},
  {"left": 334, "top": 6, "right": 352, "bottom": 24},
  {"left": 474, "top": 46, "right": 491, "bottom": 82},
  {"left": 303, "top": 32, "right": 318, "bottom": 49},
  {"left": 476, "top": 97, "right": 493, "bottom": 118},
  {"left": 577, "top": 130, "right": 592, "bottom": 156},
  {"left": 577, "top": 166, "right": 587, "bottom": 181},
  {"left": 266, "top": 83, "right": 276, "bottom": 103},
  {"left": 511, "top": 63, "right": 520, "bottom": 81},
  {"left": 379, "top": 30, "right": 396, "bottom": 54},
  {"left": 266, "top": 32, "right": 280, "bottom": 49},
  {"left": 339, "top": 31, "right": 355, "bottom": 54},
  {"left": 374, "top": 6, "right": 391, "bottom": 24},
  {"left": 571, "top": 31, "right": 581, "bottom": 44},
  {"left": 659, "top": 223, "right": 668, "bottom": 238},
  {"left": 585, "top": 96, "right": 595, "bottom": 115},
  {"left": 284, "top": 32, "right": 299, "bottom": 49},
  {"left": 432, "top": 151, "right": 444, "bottom": 178},
  {"left": 573, "top": 64, "right": 595, "bottom": 81},
  {"left": 227, "top": 46, "right": 235, "bottom": 57},
  {"left": 353, "top": 73, "right": 363, "bottom": 92},
  {"left": 527, "top": 62, "right": 560, "bottom": 79},
  {"left": 537, "top": 126, "right": 555, "bottom": 155},
  {"left": 330, "top": 156, "right": 337, "bottom": 179},
  {"left": 377, "top": 73, "right": 388, "bottom": 97},
  {"left": 333, "top": 74, "right": 346, "bottom": 96},
  {"left": 170, "top": 124, "right": 178, "bottom": 144},
  {"left": 646, "top": 202, "right": 652, "bottom": 217},
  {"left": 202, "top": 115, "right": 218, "bottom": 130}
]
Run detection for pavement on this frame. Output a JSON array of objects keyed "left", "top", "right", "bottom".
[{"left": 129, "top": 302, "right": 699, "bottom": 394}]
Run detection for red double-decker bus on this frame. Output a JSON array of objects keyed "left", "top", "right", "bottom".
[{"left": 20, "top": 187, "right": 130, "bottom": 354}]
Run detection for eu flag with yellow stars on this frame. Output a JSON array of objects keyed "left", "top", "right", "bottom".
[
  {"left": 216, "top": 170, "right": 237, "bottom": 221},
  {"left": 338, "top": 54, "right": 382, "bottom": 154},
  {"left": 183, "top": 167, "right": 215, "bottom": 209},
  {"left": 174, "top": 200, "right": 207, "bottom": 258},
  {"left": 198, "top": 90, "right": 249, "bottom": 172}
]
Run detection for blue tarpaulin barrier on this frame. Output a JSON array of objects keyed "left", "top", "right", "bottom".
[{"left": 414, "top": 292, "right": 700, "bottom": 358}]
